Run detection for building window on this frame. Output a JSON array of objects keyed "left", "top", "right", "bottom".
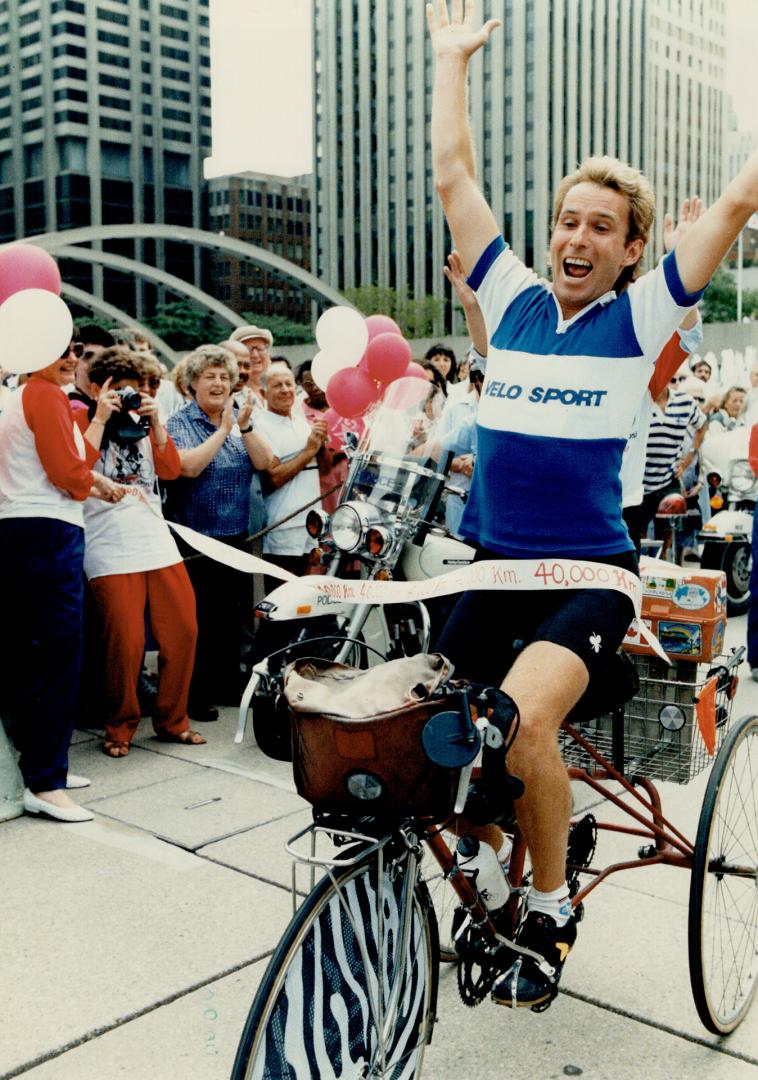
[
  {"left": 53, "top": 22, "right": 86, "bottom": 37},
  {"left": 161, "top": 24, "right": 189, "bottom": 41},
  {"left": 101, "top": 116, "right": 131, "bottom": 131},
  {"left": 53, "top": 43, "right": 86, "bottom": 58},
  {"left": 57, "top": 135, "right": 87, "bottom": 171},
  {"left": 98, "top": 7, "right": 129, "bottom": 25},
  {"left": 160, "top": 45, "right": 189, "bottom": 62},
  {"left": 21, "top": 96, "right": 42, "bottom": 112},
  {"left": 164, "top": 150, "right": 190, "bottom": 184},
  {"left": 161, "top": 3, "right": 189, "bottom": 19},
  {"left": 161, "top": 65, "right": 190, "bottom": 82},
  {"left": 162, "top": 106, "right": 189, "bottom": 122},
  {"left": 163, "top": 127, "right": 191, "bottom": 143},
  {"left": 163, "top": 86, "right": 190, "bottom": 102},
  {"left": 98, "top": 52, "right": 129, "bottom": 68},
  {"left": 101, "top": 73, "right": 130, "bottom": 90},
  {"left": 100, "top": 94, "right": 131, "bottom": 111},
  {"left": 98, "top": 30, "right": 129, "bottom": 47},
  {"left": 53, "top": 110, "right": 88, "bottom": 124},
  {"left": 54, "top": 87, "right": 88, "bottom": 103}
]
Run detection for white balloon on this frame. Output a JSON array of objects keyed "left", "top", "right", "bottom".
[
  {"left": 311, "top": 349, "right": 355, "bottom": 390},
  {"left": 315, "top": 306, "right": 368, "bottom": 365},
  {"left": 0, "top": 289, "right": 73, "bottom": 374}
]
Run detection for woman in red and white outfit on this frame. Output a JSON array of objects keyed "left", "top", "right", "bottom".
[{"left": 0, "top": 340, "right": 127, "bottom": 822}]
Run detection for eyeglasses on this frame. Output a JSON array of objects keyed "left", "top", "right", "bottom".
[
  {"left": 140, "top": 376, "right": 161, "bottom": 389},
  {"left": 670, "top": 375, "right": 687, "bottom": 384},
  {"left": 247, "top": 344, "right": 269, "bottom": 354},
  {"left": 59, "top": 341, "right": 84, "bottom": 359}
]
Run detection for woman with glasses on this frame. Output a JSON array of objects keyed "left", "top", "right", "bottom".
[{"left": 0, "top": 337, "right": 128, "bottom": 821}]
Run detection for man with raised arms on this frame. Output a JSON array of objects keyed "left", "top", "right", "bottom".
[{"left": 427, "top": 0, "right": 758, "bottom": 1009}]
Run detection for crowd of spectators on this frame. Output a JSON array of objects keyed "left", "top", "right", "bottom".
[{"left": 0, "top": 311, "right": 477, "bottom": 820}]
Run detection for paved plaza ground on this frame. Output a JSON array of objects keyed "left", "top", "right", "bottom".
[{"left": 1, "top": 615, "right": 757, "bottom": 1080}]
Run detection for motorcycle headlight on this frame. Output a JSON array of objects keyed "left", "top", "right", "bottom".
[
  {"left": 306, "top": 508, "right": 327, "bottom": 539},
  {"left": 366, "top": 525, "right": 393, "bottom": 556},
  {"left": 729, "top": 461, "right": 758, "bottom": 494},
  {"left": 331, "top": 504, "right": 363, "bottom": 552}
]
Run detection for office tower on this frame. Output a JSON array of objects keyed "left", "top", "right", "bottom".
[
  {"left": 0, "top": 0, "right": 212, "bottom": 317},
  {"left": 207, "top": 171, "right": 312, "bottom": 323},
  {"left": 313, "top": 0, "right": 727, "bottom": 332}
]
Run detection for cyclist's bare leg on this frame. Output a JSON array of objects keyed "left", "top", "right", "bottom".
[{"left": 501, "top": 640, "right": 588, "bottom": 891}]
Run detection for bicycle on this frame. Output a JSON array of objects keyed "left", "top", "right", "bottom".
[{"left": 230, "top": 646, "right": 757, "bottom": 1079}]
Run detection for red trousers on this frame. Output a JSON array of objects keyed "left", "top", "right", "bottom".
[{"left": 89, "top": 562, "right": 197, "bottom": 745}]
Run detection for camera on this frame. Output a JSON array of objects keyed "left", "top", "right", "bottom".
[
  {"left": 115, "top": 386, "right": 143, "bottom": 412},
  {"left": 105, "top": 386, "right": 150, "bottom": 444}
]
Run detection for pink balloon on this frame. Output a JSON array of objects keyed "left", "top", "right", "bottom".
[
  {"left": 326, "top": 367, "right": 381, "bottom": 419},
  {"left": 365, "top": 332, "right": 412, "bottom": 385},
  {"left": 0, "top": 245, "right": 61, "bottom": 304},
  {"left": 385, "top": 374, "right": 430, "bottom": 409},
  {"left": 365, "top": 314, "right": 403, "bottom": 342},
  {"left": 404, "top": 362, "right": 428, "bottom": 379}
]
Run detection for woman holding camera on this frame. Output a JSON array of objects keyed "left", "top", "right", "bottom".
[{"left": 78, "top": 347, "right": 204, "bottom": 757}]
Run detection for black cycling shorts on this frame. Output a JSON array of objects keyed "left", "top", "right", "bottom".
[{"left": 434, "top": 546, "right": 639, "bottom": 686}]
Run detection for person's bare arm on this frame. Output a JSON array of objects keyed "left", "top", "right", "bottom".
[
  {"left": 236, "top": 389, "right": 275, "bottom": 470},
  {"left": 662, "top": 196, "right": 702, "bottom": 332},
  {"left": 264, "top": 421, "right": 327, "bottom": 491},
  {"left": 427, "top": 0, "right": 501, "bottom": 273},
  {"left": 674, "top": 155, "right": 758, "bottom": 294},
  {"left": 444, "top": 250, "right": 488, "bottom": 355}
]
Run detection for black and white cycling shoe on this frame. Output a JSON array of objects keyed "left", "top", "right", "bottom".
[{"left": 490, "top": 910, "right": 577, "bottom": 1010}]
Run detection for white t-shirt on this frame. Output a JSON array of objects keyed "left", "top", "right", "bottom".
[
  {"left": 254, "top": 409, "right": 320, "bottom": 556},
  {"left": 83, "top": 432, "right": 181, "bottom": 580}
]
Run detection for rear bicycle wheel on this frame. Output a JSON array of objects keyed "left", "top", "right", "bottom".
[
  {"left": 688, "top": 714, "right": 758, "bottom": 1034},
  {"left": 232, "top": 855, "right": 438, "bottom": 1079}
]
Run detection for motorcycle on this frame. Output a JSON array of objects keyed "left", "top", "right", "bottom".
[
  {"left": 236, "top": 376, "right": 476, "bottom": 755},
  {"left": 698, "top": 424, "right": 755, "bottom": 615}
]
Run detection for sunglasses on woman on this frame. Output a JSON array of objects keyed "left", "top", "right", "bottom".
[{"left": 59, "top": 341, "right": 84, "bottom": 360}]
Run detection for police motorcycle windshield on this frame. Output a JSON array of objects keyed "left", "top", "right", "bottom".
[{"left": 340, "top": 376, "right": 449, "bottom": 528}]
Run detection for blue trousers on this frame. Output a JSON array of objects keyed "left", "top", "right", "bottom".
[
  {"left": 748, "top": 510, "right": 758, "bottom": 668},
  {"left": 0, "top": 517, "right": 84, "bottom": 791}
]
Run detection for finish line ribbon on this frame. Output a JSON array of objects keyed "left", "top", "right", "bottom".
[{"left": 165, "top": 517, "right": 667, "bottom": 664}]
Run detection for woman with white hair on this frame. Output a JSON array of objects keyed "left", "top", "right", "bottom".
[{"left": 165, "top": 345, "right": 273, "bottom": 723}]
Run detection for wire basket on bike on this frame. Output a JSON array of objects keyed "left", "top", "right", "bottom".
[{"left": 559, "top": 653, "right": 738, "bottom": 784}]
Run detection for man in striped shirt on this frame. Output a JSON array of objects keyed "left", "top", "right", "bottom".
[{"left": 624, "top": 379, "right": 707, "bottom": 548}]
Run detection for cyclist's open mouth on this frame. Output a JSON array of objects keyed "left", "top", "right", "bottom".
[{"left": 563, "top": 258, "right": 593, "bottom": 279}]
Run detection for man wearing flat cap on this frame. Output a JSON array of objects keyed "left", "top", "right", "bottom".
[{"left": 230, "top": 324, "right": 273, "bottom": 411}]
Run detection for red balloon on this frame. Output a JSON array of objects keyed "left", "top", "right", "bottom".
[
  {"left": 326, "top": 367, "right": 381, "bottom": 419},
  {"left": 404, "top": 362, "right": 428, "bottom": 379},
  {"left": 365, "top": 332, "right": 412, "bottom": 384},
  {"left": 0, "top": 245, "right": 61, "bottom": 304},
  {"left": 365, "top": 314, "right": 402, "bottom": 342}
]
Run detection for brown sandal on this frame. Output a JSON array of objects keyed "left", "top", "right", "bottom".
[
  {"left": 103, "top": 740, "right": 130, "bottom": 758},
  {"left": 155, "top": 729, "right": 206, "bottom": 746}
]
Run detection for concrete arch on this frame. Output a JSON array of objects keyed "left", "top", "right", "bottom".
[
  {"left": 56, "top": 246, "right": 245, "bottom": 330},
  {"left": 61, "top": 284, "right": 178, "bottom": 366},
  {"left": 24, "top": 225, "right": 353, "bottom": 310}
]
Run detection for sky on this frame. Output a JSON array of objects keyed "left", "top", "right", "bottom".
[{"left": 205, "top": 0, "right": 758, "bottom": 180}]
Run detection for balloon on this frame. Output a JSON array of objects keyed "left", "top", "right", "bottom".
[
  {"left": 326, "top": 367, "right": 381, "bottom": 419},
  {"left": 365, "top": 332, "right": 412, "bottom": 385},
  {"left": 0, "top": 245, "right": 61, "bottom": 305},
  {"left": 0, "top": 289, "right": 73, "bottom": 374},
  {"left": 384, "top": 374, "right": 431, "bottom": 409},
  {"left": 311, "top": 349, "right": 355, "bottom": 391},
  {"left": 365, "top": 314, "right": 402, "bottom": 341},
  {"left": 315, "top": 306, "right": 368, "bottom": 364},
  {"left": 404, "top": 362, "right": 428, "bottom": 379}
]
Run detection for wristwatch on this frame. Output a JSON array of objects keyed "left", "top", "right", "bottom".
[{"left": 239, "top": 425, "right": 253, "bottom": 434}]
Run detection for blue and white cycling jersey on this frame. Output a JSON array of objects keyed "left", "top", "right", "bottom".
[{"left": 462, "top": 235, "right": 704, "bottom": 558}]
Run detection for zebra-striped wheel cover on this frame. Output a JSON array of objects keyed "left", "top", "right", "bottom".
[{"left": 247, "top": 866, "right": 432, "bottom": 1078}]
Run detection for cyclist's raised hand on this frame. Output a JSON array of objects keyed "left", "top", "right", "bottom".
[
  {"left": 663, "top": 196, "right": 704, "bottom": 254},
  {"left": 425, "top": 0, "right": 501, "bottom": 61}
]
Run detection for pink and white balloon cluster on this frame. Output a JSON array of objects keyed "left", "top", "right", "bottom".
[
  {"left": 0, "top": 245, "right": 72, "bottom": 375},
  {"left": 312, "top": 307, "right": 425, "bottom": 420}
]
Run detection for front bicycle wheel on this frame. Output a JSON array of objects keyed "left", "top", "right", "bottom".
[
  {"left": 688, "top": 714, "right": 758, "bottom": 1034},
  {"left": 232, "top": 856, "right": 438, "bottom": 1079}
]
